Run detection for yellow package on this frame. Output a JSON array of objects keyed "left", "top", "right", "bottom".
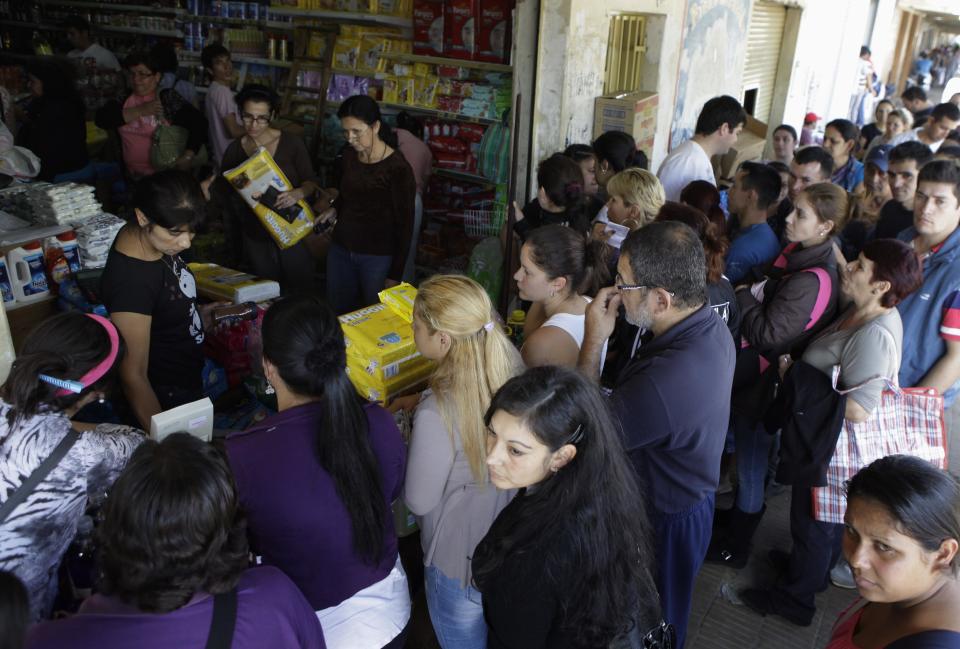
[
  {"left": 347, "top": 354, "right": 434, "bottom": 402},
  {"left": 397, "top": 77, "right": 415, "bottom": 105},
  {"left": 221, "top": 148, "right": 316, "bottom": 250},
  {"left": 377, "top": 282, "right": 417, "bottom": 322},
  {"left": 358, "top": 35, "right": 390, "bottom": 73},
  {"left": 382, "top": 75, "right": 399, "bottom": 104},
  {"left": 189, "top": 263, "right": 280, "bottom": 303},
  {"left": 414, "top": 76, "right": 438, "bottom": 108},
  {"left": 332, "top": 37, "right": 361, "bottom": 70},
  {"left": 307, "top": 32, "right": 329, "bottom": 59},
  {"left": 348, "top": 346, "right": 430, "bottom": 384},
  {"left": 339, "top": 302, "right": 417, "bottom": 366}
]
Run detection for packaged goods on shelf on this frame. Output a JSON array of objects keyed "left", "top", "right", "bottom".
[
  {"left": 75, "top": 213, "right": 125, "bottom": 269},
  {"left": 413, "top": 0, "right": 445, "bottom": 56},
  {"left": 475, "top": 0, "right": 513, "bottom": 63},
  {"left": 327, "top": 74, "right": 372, "bottom": 102},
  {"left": 347, "top": 353, "right": 433, "bottom": 402},
  {"left": 444, "top": 0, "right": 476, "bottom": 60},
  {"left": 12, "top": 183, "right": 103, "bottom": 226},
  {"left": 189, "top": 263, "right": 282, "bottom": 303}
]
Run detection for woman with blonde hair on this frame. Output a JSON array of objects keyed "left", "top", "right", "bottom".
[
  {"left": 593, "top": 168, "right": 666, "bottom": 249},
  {"left": 404, "top": 275, "right": 523, "bottom": 649}
]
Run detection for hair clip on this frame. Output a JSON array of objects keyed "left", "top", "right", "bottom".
[
  {"left": 566, "top": 423, "right": 585, "bottom": 445},
  {"left": 39, "top": 374, "right": 84, "bottom": 394}
]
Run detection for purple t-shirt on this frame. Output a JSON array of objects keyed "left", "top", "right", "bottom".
[
  {"left": 25, "top": 567, "right": 325, "bottom": 649},
  {"left": 226, "top": 401, "right": 406, "bottom": 610}
]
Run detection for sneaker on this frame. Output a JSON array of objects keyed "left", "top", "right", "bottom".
[{"left": 830, "top": 558, "right": 856, "bottom": 589}]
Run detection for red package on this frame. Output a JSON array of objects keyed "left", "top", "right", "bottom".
[
  {"left": 475, "top": 0, "right": 512, "bottom": 63},
  {"left": 444, "top": 0, "right": 476, "bottom": 60},
  {"left": 434, "top": 151, "right": 470, "bottom": 170},
  {"left": 428, "top": 135, "right": 469, "bottom": 155},
  {"left": 437, "top": 95, "right": 464, "bottom": 113},
  {"left": 457, "top": 123, "right": 486, "bottom": 142},
  {"left": 413, "top": 0, "right": 444, "bottom": 56}
]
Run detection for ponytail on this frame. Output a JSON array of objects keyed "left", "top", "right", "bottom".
[
  {"left": 655, "top": 202, "right": 728, "bottom": 284},
  {"left": 262, "top": 296, "right": 387, "bottom": 564},
  {"left": 525, "top": 225, "right": 610, "bottom": 298}
]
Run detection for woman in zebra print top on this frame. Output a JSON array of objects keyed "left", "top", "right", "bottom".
[{"left": 0, "top": 312, "right": 143, "bottom": 621}]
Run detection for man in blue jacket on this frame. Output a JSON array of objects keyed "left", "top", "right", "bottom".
[
  {"left": 579, "top": 221, "right": 736, "bottom": 649},
  {"left": 897, "top": 160, "right": 960, "bottom": 407}
]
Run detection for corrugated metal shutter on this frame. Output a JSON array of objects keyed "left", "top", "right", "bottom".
[{"left": 742, "top": 1, "right": 786, "bottom": 123}]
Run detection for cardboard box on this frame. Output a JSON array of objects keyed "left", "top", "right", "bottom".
[
  {"left": 713, "top": 115, "right": 768, "bottom": 182},
  {"left": 189, "top": 263, "right": 280, "bottom": 304},
  {"left": 593, "top": 91, "right": 658, "bottom": 156},
  {"left": 444, "top": 0, "right": 477, "bottom": 60},
  {"left": 475, "top": 0, "right": 512, "bottom": 63},
  {"left": 413, "top": 0, "right": 444, "bottom": 56}
]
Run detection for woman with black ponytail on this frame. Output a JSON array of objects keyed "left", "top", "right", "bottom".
[
  {"left": 511, "top": 153, "right": 595, "bottom": 243},
  {"left": 0, "top": 312, "right": 144, "bottom": 622},
  {"left": 513, "top": 225, "right": 610, "bottom": 368},
  {"left": 225, "top": 295, "right": 409, "bottom": 649}
]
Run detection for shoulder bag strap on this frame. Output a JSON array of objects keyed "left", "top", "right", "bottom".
[
  {"left": 0, "top": 429, "right": 81, "bottom": 525},
  {"left": 801, "top": 267, "right": 833, "bottom": 332},
  {"left": 204, "top": 588, "right": 239, "bottom": 649}
]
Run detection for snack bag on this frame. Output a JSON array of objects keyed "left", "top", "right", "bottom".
[
  {"left": 378, "top": 282, "right": 417, "bottom": 322},
  {"left": 222, "top": 148, "right": 316, "bottom": 249}
]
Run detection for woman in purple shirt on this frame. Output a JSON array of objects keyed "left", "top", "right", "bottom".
[
  {"left": 226, "top": 296, "right": 409, "bottom": 649},
  {"left": 26, "top": 433, "right": 325, "bottom": 649}
]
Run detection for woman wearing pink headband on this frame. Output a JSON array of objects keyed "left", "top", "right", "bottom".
[{"left": 0, "top": 311, "right": 144, "bottom": 622}]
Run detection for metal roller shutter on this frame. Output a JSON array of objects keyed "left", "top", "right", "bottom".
[{"left": 743, "top": 1, "right": 787, "bottom": 123}]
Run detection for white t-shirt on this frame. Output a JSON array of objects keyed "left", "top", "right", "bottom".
[
  {"left": 67, "top": 43, "right": 120, "bottom": 70},
  {"left": 205, "top": 80, "right": 240, "bottom": 169},
  {"left": 657, "top": 139, "right": 716, "bottom": 202},
  {"left": 889, "top": 127, "right": 946, "bottom": 153},
  {"left": 541, "top": 297, "right": 608, "bottom": 370}
]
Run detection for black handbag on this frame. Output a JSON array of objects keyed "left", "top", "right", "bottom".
[{"left": 610, "top": 620, "right": 675, "bottom": 649}]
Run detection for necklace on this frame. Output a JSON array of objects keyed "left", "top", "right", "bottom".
[{"left": 363, "top": 140, "right": 387, "bottom": 163}]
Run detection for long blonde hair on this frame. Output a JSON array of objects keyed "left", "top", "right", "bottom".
[{"left": 414, "top": 275, "right": 523, "bottom": 482}]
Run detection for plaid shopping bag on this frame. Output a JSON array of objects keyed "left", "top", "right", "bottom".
[{"left": 812, "top": 367, "right": 947, "bottom": 523}]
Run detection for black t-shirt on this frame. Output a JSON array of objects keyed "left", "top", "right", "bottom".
[
  {"left": 873, "top": 200, "right": 914, "bottom": 241},
  {"left": 860, "top": 122, "right": 882, "bottom": 145},
  {"left": 708, "top": 277, "right": 741, "bottom": 343},
  {"left": 100, "top": 244, "right": 205, "bottom": 392},
  {"left": 514, "top": 199, "right": 589, "bottom": 242},
  {"left": 913, "top": 106, "right": 934, "bottom": 128}
]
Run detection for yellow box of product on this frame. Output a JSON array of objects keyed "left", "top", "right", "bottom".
[
  {"left": 347, "top": 354, "right": 434, "bottom": 402},
  {"left": 347, "top": 345, "right": 429, "bottom": 384},
  {"left": 339, "top": 302, "right": 418, "bottom": 367},
  {"left": 221, "top": 148, "right": 317, "bottom": 250},
  {"left": 412, "top": 62, "right": 432, "bottom": 78},
  {"left": 377, "top": 282, "right": 417, "bottom": 322},
  {"left": 332, "top": 37, "right": 361, "bottom": 70},
  {"left": 188, "top": 263, "right": 281, "bottom": 303},
  {"left": 382, "top": 76, "right": 399, "bottom": 103},
  {"left": 358, "top": 35, "right": 391, "bottom": 73},
  {"left": 397, "top": 77, "right": 416, "bottom": 105},
  {"left": 414, "top": 76, "right": 438, "bottom": 108}
]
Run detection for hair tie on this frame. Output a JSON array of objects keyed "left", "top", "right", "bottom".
[
  {"left": 482, "top": 321, "right": 495, "bottom": 333},
  {"left": 40, "top": 314, "right": 120, "bottom": 397}
]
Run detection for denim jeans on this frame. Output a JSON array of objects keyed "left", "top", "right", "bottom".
[
  {"left": 733, "top": 413, "right": 773, "bottom": 513},
  {"left": 424, "top": 565, "right": 486, "bottom": 649},
  {"left": 326, "top": 242, "right": 393, "bottom": 315},
  {"left": 402, "top": 193, "right": 423, "bottom": 284}
]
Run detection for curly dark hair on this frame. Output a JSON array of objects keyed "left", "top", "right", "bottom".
[{"left": 96, "top": 434, "right": 249, "bottom": 613}]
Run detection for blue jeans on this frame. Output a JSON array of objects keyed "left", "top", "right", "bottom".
[
  {"left": 326, "top": 242, "right": 393, "bottom": 315},
  {"left": 734, "top": 413, "right": 772, "bottom": 513},
  {"left": 424, "top": 565, "right": 486, "bottom": 649}
]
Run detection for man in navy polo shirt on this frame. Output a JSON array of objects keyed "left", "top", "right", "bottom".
[{"left": 579, "top": 221, "right": 736, "bottom": 649}]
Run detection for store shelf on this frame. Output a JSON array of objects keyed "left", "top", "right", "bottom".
[
  {"left": 381, "top": 102, "right": 499, "bottom": 125},
  {"left": 264, "top": 7, "right": 412, "bottom": 29},
  {"left": 0, "top": 20, "right": 44, "bottom": 30},
  {"left": 381, "top": 52, "right": 511, "bottom": 73},
  {"left": 181, "top": 51, "right": 293, "bottom": 68},
  {"left": 96, "top": 24, "right": 184, "bottom": 37},
  {"left": 38, "top": 0, "right": 185, "bottom": 14},
  {"left": 182, "top": 15, "right": 256, "bottom": 26},
  {"left": 432, "top": 168, "right": 494, "bottom": 184}
]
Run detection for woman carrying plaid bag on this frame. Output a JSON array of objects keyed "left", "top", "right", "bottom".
[{"left": 739, "top": 239, "right": 925, "bottom": 626}]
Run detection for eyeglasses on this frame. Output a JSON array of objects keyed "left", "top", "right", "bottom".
[
  {"left": 342, "top": 126, "right": 369, "bottom": 141},
  {"left": 241, "top": 113, "right": 271, "bottom": 125},
  {"left": 614, "top": 274, "right": 675, "bottom": 296}
]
